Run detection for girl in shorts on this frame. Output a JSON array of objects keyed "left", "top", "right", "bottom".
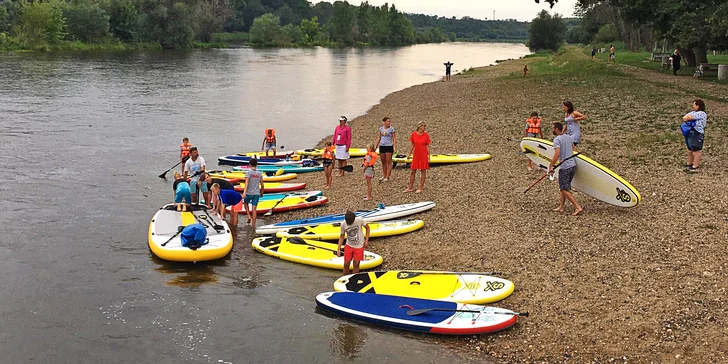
[
  {"left": 375, "top": 117, "right": 397, "bottom": 182},
  {"left": 321, "top": 142, "right": 335, "bottom": 188},
  {"left": 362, "top": 144, "right": 378, "bottom": 201}
]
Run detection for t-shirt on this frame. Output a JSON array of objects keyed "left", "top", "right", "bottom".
[
  {"left": 245, "top": 169, "right": 264, "bottom": 195},
  {"left": 689, "top": 111, "right": 707, "bottom": 134},
  {"left": 218, "top": 189, "right": 242, "bottom": 206},
  {"left": 210, "top": 178, "right": 235, "bottom": 190},
  {"left": 173, "top": 179, "right": 190, "bottom": 193},
  {"left": 379, "top": 126, "right": 395, "bottom": 147},
  {"left": 553, "top": 134, "right": 576, "bottom": 170},
  {"left": 340, "top": 217, "right": 366, "bottom": 249},
  {"left": 184, "top": 156, "right": 206, "bottom": 183}
]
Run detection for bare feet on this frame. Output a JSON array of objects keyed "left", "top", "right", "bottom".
[
  {"left": 403, "top": 188, "right": 414, "bottom": 193},
  {"left": 552, "top": 207, "right": 564, "bottom": 213},
  {"left": 572, "top": 208, "right": 583, "bottom": 216},
  {"left": 414, "top": 189, "right": 423, "bottom": 193}
]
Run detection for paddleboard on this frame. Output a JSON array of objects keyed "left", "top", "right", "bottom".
[
  {"left": 392, "top": 154, "right": 492, "bottom": 164},
  {"left": 240, "top": 151, "right": 297, "bottom": 159},
  {"left": 520, "top": 137, "right": 641, "bottom": 207},
  {"left": 234, "top": 181, "right": 306, "bottom": 193},
  {"left": 256, "top": 202, "right": 436, "bottom": 235},
  {"left": 217, "top": 155, "right": 306, "bottom": 166},
  {"left": 276, "top": 220, "right": 424, "bottom": 241},
  {"left": 207, "top": 170, "right": 298, "bottom": 182},
  {"left": 226, "top": 195, "right": 328, "bottom": 214},
  {"left": 232, "top": 164, "right": 323, "bottom": 174},
  {"left": 297, "top": 148, "right": 369, "bottom": 158},
  {"left": 251, "top": 236, "right": 383, "bottom": 270},
  {"left": 333, "top": 271, "right": 514, "bottom": 304},
  {"left": 148, "top": 204, "right": 233, "bottom": 262},
  {"left": 201, "top": 191, "right": 322, "bottom": 205},
  {"left": 315, "top": 292, "right": 520, "bottom": 335}
]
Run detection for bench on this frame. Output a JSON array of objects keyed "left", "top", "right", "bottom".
[
  {"left": 651, "top": 53, "right": 671, "bottom": 62},
  {"left": 699, "top": 63, "right": 720, "bottom": 77}
]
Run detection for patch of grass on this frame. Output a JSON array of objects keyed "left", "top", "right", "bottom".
[
  {"left": 700, "top": 224, "right": 719, "bottom": 230},
  {"left": 629, "top": 131, "right": 682, "bottom": 148}
]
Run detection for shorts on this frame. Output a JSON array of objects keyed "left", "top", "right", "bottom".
[
  {"left": 364, "top": 166, "right": 374, "bottom": 178},
  {"left": 264, "top": 141, "right": 276, "bottom": 151},
  {"left": 335, "top": 145, "right": 349, "bottom": 160},
  {"left": 526, "top": 132, "right": 540, "bottom": 138},
  {"left": 244, "top": 194, "right": 260, "bottom": 206},
  {"left": 344, "top": 245, "right": 364, "bottom": 262},
  {"left": 379, "top": 145, "right": 394, "bottom": 154},
  {"left": 558, "top": 166, "right": 576, "bottom": 191},
  {"left": 323, "top": 159, "right": 333, "bottom": 167},
  {"left": 189, "top": 180, "right": 208, "bottom": 194},
  {"left": 685, "top": 130, "right": 704, "bottom": 151},
  {"left": 174, "top": 190, "right": 191, "bottom": 204}
]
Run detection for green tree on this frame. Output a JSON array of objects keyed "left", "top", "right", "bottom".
[
  {"left": 328, "top": 1, "right": 355, "bottom": 45},
  {"left": 593, "top": 23, "right": 619, "bottom": 43},
  {"left": 196, "top": 0, "right": 230, "bottom": 42},
  {"left": 249, "top": 13, "right": 282, "bottom": 44},
  {"left": 528, "top": 10, "right": 566, "bottom": 51},
  {"left": 300, "top": 16, "right": 320, "bottom": 43},
  {"left": 281, "top": 23, "right": 302, "bottom": 43},
  {"left": 139, "top": 0, "right": 197, "bottom": 49},
  {"left": 108, "top": 0, "right": 139, "bottom": 42},
  {"left": 0, "top": 5, "right": 8, "bottom": 33},
  {"left": 16, "top": 0, "right": 66, "bottom": 48},
  {"left": 64, "top": 0, "right": 110, "bottom": 42},
  {"left": 311, "top": 1, "right": 333, "bottom": 25},
  {"left": 387, "top": 4, "right": 414, "bottom": 45}
]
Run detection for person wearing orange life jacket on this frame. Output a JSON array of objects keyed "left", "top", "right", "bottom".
[
  {"left": 261, "top": 129, "right": 277, "bottom": 157},
  {"left": 362, "top": 144, "right": 378, "bottom": 201},
  {"left": 321, "top": 142, "right": 335, "bottom": 189},
  {"left": 524, "top": 112, "right": 544, "bottom": 171},
  {"left": 179, "top": 137, "right": 193, "bottom": 173}
]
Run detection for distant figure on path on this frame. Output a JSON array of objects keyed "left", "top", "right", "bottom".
[
  {"left": 333, "top": 116, "right": 352, "bottom": 177},
  {"left": 375, "top": 117, "right": 397, "bottom": 182},
  {"left": 562, "top": 101, "right": 586, "bottom": 152},
  {"left": 321, "top": 142, "right": 335, "bottom": 188},
  {"left": 403, "top": 122, "right": 430, "bottom": 193},
  {"left": 523, "top": 64, "right": 529, "bottom": 77},
  {"left": 549, "top": 122, "right": 582, "bottom": 216},
  {"left": 682, "top": 99, "right": 707, "bottom": 173},
  {"left": 608, "top": 45, "right": 615, "bottom": 64},
  {"left": 669, "top": 49, "right": 682, "bottom": 76},
  {"left": 591, "top": 47, "right": 596, "bottom": 61},
  {"left": 444, "top": 61, "right": 454, "bottom": 81},
  {"left": 524, "top": 111, "right": 543, "bottom": 170},
  {"left": 262, "top": 128, "right": 277, "bottom": 157},
  {"left": 179, "top": 137, "right": 193, "bottom": 173}
]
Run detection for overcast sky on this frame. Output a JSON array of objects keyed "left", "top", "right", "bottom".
[{"left": 325, "top": 0, "right": 578, "bottom": 21}]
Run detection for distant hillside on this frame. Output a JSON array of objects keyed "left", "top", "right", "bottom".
[{"left": 406, "top": 14, "right": 530, "bottom": 41}]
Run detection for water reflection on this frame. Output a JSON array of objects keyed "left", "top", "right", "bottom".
[
  {"left": 330, "top": 323, "right": 368, "bottom": 359},
  {"left": 150, "top": 256, "right": 226, "bottom": 288}
]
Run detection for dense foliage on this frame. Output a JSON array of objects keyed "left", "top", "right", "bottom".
[{"left": 528, "top": 10, "right": 566, "bottom": 51}]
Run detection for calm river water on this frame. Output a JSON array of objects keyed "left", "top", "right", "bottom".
[{"left": 0, "top": 42, "right": 528, "bottom": 363}]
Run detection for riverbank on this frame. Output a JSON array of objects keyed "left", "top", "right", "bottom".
[{"left": 278, "top": 46, "right": 728, "bottom": 361}]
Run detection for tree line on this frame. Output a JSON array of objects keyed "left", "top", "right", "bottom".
[{"left": 0, "top": 0, "right": 532, "bottom": 50}]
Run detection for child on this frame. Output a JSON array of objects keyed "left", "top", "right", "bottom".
[
  {"left": 262, "top": 129, "right": 276, "bottom": 157},
  {"left": 336, "top": 211, "right": 370, "bottom": 274},
  {"left": 210, "top": 183, "right": 242, "bottom": 226},
  {"left": 321, "top": 141, "right": 335, "bottom": 189},
  {"left": 524, "top": 112, "right": 543, "bottom": 171},
  {"left": 179, "top": 137, "right": 193, "bottom": 173},
  {"left": 362, "top": 144, "right": 378, "bottom": 201},
  {"left": 242, "top": 158, "right": 265, "bottom": 227},
  {"left": 523, "top": 64, "right": 528, "bottom": 77},
  {"left": 172, "top": 172, "right": 191, "bottom": 212}
]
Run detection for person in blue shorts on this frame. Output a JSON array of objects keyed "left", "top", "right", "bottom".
[
  {"left": 242, "top": 158, "right": 265, "bottom": 227},
  {"left": 172, "top": 172, "right": 191, "bottom": 212},
  {"left": 211, "top": 183, "right": 242, "bottom": 226}
]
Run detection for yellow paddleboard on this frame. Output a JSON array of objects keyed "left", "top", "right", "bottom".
[
  {"left": 251, "top": 236, "right": 383, "bottom": 270},
  {"left": 276, "top": 220, "right": 424, "bottom": 241},
  {"left": 333, "top": 271, "right": 514, "bottom": 304},
  {"left": 392, "top": 153, "right": 492, "bottom": 164},
  {"left": 208, "top": 170, "right": 297, "bottom": 182},
  {"left": 297, "top": 148, "right": 368, "bottom": 158}
]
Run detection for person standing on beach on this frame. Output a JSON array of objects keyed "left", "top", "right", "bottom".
[
  {"left": 321, "top": 142, "right": 335, "bottom": 188},
  {"left": 362, "top": 144, "right": 378, "bottom": 201},
  {"left": 333, "top": 116, "right": 352, "bottom": 177},
  {"left": 403, "top": 122, "right": 430, "bottom": 193},
  {"left": 523, "top": 64, "right": 528, "bottom": 77},
  {"left": 549, "top": 122, "right": 582, "bottom": 216},
  {"left": 608, "top": 45, "right": 615, "bottom": 64},
  {"left": 682, "top": 99, "right": 707, "bottom": 173},
  {"left": 444, "top": 61, "right": 454, "bottom": 81},
  {"left": 375, "top": 117, "right": 397, "bottom": 182},
  {"left": 562, "top": 101, "right": 586, "bottom": 152},
  {"left": 524, "top": 112, "right": 543, "bottom": 170},
  {"left": 336, "top": 211, "right": 370, "bottom": 275},
  {"left": 669, "top": 49, "right": 682, "bottom": 76}
]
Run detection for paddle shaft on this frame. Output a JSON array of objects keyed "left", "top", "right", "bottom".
[
  {"left": 397, "top": 271, "right": 502, "bottom": 278},
  {"left": 158, "top": 161, "right": 182, "bottom": 179},
  {"left": 337, "top": 165, "right": 354, "bottom": 172},
  {"left": 263, "top": 193, "right": 288, "bottom": 216},
  {"left": 523, "top": 152, "right": 581, "bottom": 194},
  {"left": 161, "top": 227, "right": 184, "bottom": 246},
  {"left": 406, "top": 308, "right": 529, "bottom": 317},
  {"left": 287, "top": 238, "right": 341, "bottom": 254}
]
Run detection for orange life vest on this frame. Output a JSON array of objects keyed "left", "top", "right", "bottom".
[
  {"left": 322, "top": 146, "right": 335, "bottom": 160},
  {"left": 526, "top": 117, "right": 542, "bottom": 134},
  {"left": 264, "top": 129, "right": 276, "bottom": 143},
  {"left": 180, "top": 143, "right": 192, "bottom": 157},
  {"left": 362, "top": 151, "right": 378, "bottom": 167}
]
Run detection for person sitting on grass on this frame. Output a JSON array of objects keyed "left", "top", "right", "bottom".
[
  {"left": 172, "top": 172, "right": 191, "bottom": 212},
  {"left": 336, "top": 211, "right": 370, "bottom": 275},
  {"left": 548, "top": 122, "right": 583, "bottom": 216},
  {"left": 210, "top": 183, "right": 242, "bottom": 226},
  {"left": 241, "top": 158, "right": 265, "bottom": 227},
  {"left": 524, "top": 111, "right": 544, "bottom": 170}
]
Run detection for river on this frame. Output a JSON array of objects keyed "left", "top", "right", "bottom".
[{"left": 0, "top": 42, "right": 529, "bottom": 363}]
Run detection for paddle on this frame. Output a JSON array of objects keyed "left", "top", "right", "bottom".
[
  {"left": 523, "top": 152, "right": 581, "bottom": 194},
  {"left": 337, "top": 165, "right": 354, "bottom": 173},
  {"left": 263, "top": 192, "right": 291, "bottom": 216},
  {"left": 405, "top": 308, "right": 530, "bottom": 317},
  {"left": 396, "top": 271, "right": 502, "bottom": 279},
  {"left": 161, "top": 226, "right": 185, "bottom": 246},
  {"left": 287, "top": 237, "right": 341, "bottom": 254},
  {"left": 158, "top": 161, "right": 182, "bottom": 179},
  {"left": 198, "top": 207, "right": 225, "bottom": 232}
]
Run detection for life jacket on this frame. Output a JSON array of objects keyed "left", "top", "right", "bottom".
[
  {"left": 526, "top": 117, "right": 542, "bottom": 134},
  {"left": 264, "top": 129, "right": 276, "bottom": 143},
  {"left": 322, "top": 146, "right": 335, "bottom": 160},
  {"left": 362, "top": 151, "right": 378, "bottom": 167},
  {"left": 180, "top": 143, "right": 192, "bottom": 157}
]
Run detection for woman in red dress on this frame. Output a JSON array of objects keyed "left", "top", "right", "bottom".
[{"left": 403, "top": 122, "right": 430, "bottom": 193}]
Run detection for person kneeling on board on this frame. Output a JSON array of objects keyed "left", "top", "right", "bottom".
[
  {"left": 336, "top": 211, "right": 371, "bottom": 274},
  {"left": 172, "top": 172, "right": 192, "bottom": 212},
  {"left": 210, "top": 183, "right": 242, "bottom": 226},
  {"left": 548, "top": 122, "right": 583, "bottom": 216}
]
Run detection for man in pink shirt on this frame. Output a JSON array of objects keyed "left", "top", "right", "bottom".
[{"left": 332, "top": 116, "right": 352, "bottom": 176}]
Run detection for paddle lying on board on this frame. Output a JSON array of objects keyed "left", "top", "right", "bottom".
[
  {"left": 287, "top": 237, "right": 341, "bottom": 254},
  {"left": 198, "top": 209, "right": 224, "bottom": 232},
  {"left": 158, "top": 161, "right": 182, "bottom": 179},
  {"left": 396, "top": 271, "right": 502, "bottom": 279},
  {"left": 405, "top": 308, "right": 530, "bottom": 317},
  {"left": 263, "top": 193, "right": 287, "bottom": 216},
  {"left": 523, "top": 152, "right": 581, "bottom": 194},
  {"left": 161, "top": 226, "right": 185, "bottom": 247}
]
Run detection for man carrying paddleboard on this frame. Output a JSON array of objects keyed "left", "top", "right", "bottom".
[{"left": 549, "top": 122, "right": 583, "bottom": 216}]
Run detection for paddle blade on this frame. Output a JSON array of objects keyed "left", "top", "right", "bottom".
[
  {"left": 158, "top": 173, "right": 167, "bottom": 179},
  {"left": 275, "top": 168, "right": 284, "bottom": 176},
  {"left": 341, "top": 165, "right": 354, "bottom": 172}
]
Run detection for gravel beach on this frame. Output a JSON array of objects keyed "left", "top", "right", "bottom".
[{"left": 266, "top": 47, "right": 728, "bottom": 362}]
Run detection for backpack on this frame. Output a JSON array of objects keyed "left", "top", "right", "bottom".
[
  {"left": 180, "top": 224, "right": 208, "bottom": 250},
  {"left": 680, "top": 120, "right": 696, "bottom": 137}
]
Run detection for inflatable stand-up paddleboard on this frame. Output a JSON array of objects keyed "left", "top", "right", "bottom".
[
  {"left": 392, "top": 153, "right": 492, "bottom": 164},
  {"left": 251, "top": 236, "right": 383, "bottom": 270},
  {"left": 276, "top": 220, "right": 424, "bottom": 241}
]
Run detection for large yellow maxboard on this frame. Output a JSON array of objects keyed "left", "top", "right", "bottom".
[
  {"left": 207, "top": 170, "right": 297, "bottom": 182},
  {"left": 392, "top": 153, "right": 492, "bottom": 164},
  {"left": 333, "top": 271, "right": 514, "bottom": 304},
  {"left": 275, "top": 220, "right": 424, "bottom": 241},
  {"left": 520, "top": 137, "right": 641, "bottom": 207},
  {"left": 297, "top": 148, "right": 368, "bottom": 158},
  {"left": 251, "top": 236, "right": 383, "bottom": 270},
  {"left": 148, "top": 204, "right": 233, "bottom": 262}
]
